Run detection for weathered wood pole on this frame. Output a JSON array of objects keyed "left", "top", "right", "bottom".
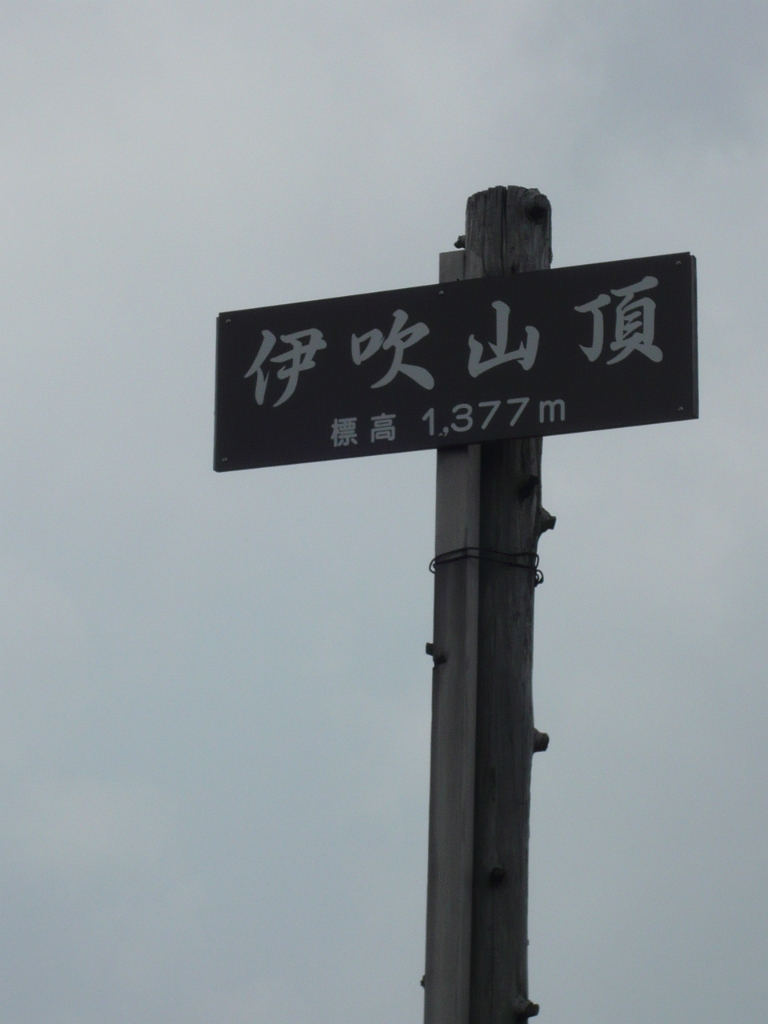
[{"left": 424, "top": 186, "right": 553, "bottom": 1024}]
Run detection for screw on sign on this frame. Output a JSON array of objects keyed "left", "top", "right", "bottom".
[{"left": 213, "top": 186, "right": 697, "bottom": 1024}]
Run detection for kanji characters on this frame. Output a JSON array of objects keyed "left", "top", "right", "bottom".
[
  {"left": 370, "top": 413, "right": 396, "bottom": 442},
  {"left": 575, "top": 276, "right": 661, "bottom": 364},
  {"left": 352, "top": 310, "right": 434, "bottom": 390},
  {"left": 467, "top": 301, "right": 539, "bottom": 377},
  {"left": 331, "top": 417, "right": 358, "bottom": 447},
  {"left": 245, "top": 328, "right": 327, "bottom": 407}
]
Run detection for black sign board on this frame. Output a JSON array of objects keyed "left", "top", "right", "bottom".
[{"left": 214, "top": 253, "right": 697, "bottom": 472}]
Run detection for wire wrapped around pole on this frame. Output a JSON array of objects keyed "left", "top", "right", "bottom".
[{"left": 429, "top": 547, "right": 543, "bottom": 586}]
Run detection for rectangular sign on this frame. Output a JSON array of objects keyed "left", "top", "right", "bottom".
[{"left": 214, "top": 252, "right": 697, "bottom": 472}]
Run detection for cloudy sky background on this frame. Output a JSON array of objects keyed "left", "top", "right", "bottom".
[{"left": 0, "top": 1, "right": 766, "bottom": 1021}]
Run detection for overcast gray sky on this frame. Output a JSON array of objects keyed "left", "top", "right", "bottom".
[{"left": 0, "top": 1, "right": 766, "bottom": 1022}]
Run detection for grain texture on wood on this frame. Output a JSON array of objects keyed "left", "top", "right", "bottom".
[
  {"left": 423, "top": 258, "right": 479, "bottom": 1024},
  {"left": 424, "top": 186, "right": 552, "bottom": 1024},
  {"left": 466, "top": 186, "right": 552, "bottom": 1024}
]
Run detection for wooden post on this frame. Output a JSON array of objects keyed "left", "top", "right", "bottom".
[
  {"left": 423, "top": 437, "right": 480, "bottom": 1024},
  {"left": 424, "top": 187, "right": 553, "bottom": 1024}
]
